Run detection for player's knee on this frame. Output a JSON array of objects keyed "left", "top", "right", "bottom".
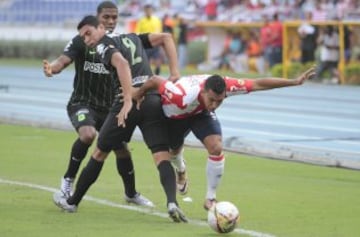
[
  {"left": 114, "top": 143, "right": 131, "bottom": 159},
  {"left": 92, "top": 147, "right": 108, "bottom": 161},
  {"left": 203, "top": 135, "right": 222, "bottom": 155},
  {"left": 152, "top": 150, "right": 171, "bottom": 166},
  {"left": 149, "top": 144, "right": 170, "bottom": 166},
  {"left": 207, "top": 143, "right": 223, "bottom": 156},
  {"left": 78, "top": 127, "right": 97, "bottom": 144},
  {"left": 81, "top": 133, "right": 96, "bottom": 144}
]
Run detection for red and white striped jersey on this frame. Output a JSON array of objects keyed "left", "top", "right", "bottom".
[{"left": 157, "top": 74, "right": 253, "bottom": 119}]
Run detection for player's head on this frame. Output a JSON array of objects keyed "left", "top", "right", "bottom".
[
  {"left": 201, "top": 75, "right": 226, "bottom": 112},
  {"left": 97, "top": 1, "right": 118, "bottom": 32},
  {"left": 77, "top": 15, "right": 106, "bottom": 48}
]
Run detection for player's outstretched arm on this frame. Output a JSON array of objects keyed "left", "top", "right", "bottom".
[
  {"left": 42, "top": 55, "right": 72, "bottom": 77},
  {"left": 251, "top": 66, "right": 316, "bottom": 91},
  {"left": 294, "top": 66, "right": 316, "bottom": 84}
]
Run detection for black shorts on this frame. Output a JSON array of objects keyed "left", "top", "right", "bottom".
[
  {"left": 97, "top": 93, "right": 169, "bottom": 153},
  {"left": 168, "top": 110, "right": 222, "bottom": 150},
  {"left": 67, "top": 104, "right": 108, "bottom": 131}
]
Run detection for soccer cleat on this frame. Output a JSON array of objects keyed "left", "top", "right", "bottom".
[
  {"left": 60, "top": 177, "right": 74, "bottom": 198},
  {"left": 176, "top": 170, "right": 188, "bottom": 195},
  {"left": 53, "top": 192, "right": 77, "bottom": 213},
  {"left": 203, "top": 198, "right": 217, "bottom": 211},
  {"left": 125, "top": 193, "right": 155, "bottom": 207},
  {"left": 168, "top": 202, "right": 188, "bottom": 223}
]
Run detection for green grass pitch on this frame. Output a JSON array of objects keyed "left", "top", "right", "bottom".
[{"left": 0, "top": 124, "right": 359, "bottom": 237}]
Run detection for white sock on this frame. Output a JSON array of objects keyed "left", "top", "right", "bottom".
[
  {"left": 206, "top": 153, "right": 225, "bottom": 200},
  {"left": 170, "top": 148, "right": 186, "bottom": 172}
]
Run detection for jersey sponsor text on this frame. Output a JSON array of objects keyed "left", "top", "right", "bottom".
[{"left": 83, "top": 61, "right": 109, "bottom": 74}]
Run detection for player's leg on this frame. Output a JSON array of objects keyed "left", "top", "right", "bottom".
[
  {"left": 53, "top": 146, "right": 108, "bottom": 212},
  {"left": 170, "top": 147, "right": 188, "bottom": 194},
  {"left": 153, "top": 151, "right": 187, "bottom": 222},
  {"left": 53, "top": 110, "right": 130, "bottom": 211},
  {"left": 168, "top": 119, "right": 190, "bottom": 195},
  {"left": 60, "top": 105, "right": 97, "bottom": 198},
  {"left": 191, "top": 111, "right": 224, "bottom": 210},
  {"left": 169, "top": 147, "right": 186, "bottom": 172},
  {"left": 139, "top": 93, "right": 187, "bottom": 222},
  {"left": 202, "top": 134, "right": 224, "bottom": 210},
  {"left": 114, "top": 145, "right": 154, "bottom": 207}
]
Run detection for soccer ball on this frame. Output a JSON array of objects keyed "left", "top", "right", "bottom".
[{"left": 207, "top": 201, "right": 240, "bottom": 234}]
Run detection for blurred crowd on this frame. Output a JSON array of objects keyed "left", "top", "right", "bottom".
[
  {"left": 119, "top": 0, "right": 360, "bottom": 84},
  {"left": 204, "top": 0, "right": 360, "bottom": 22},
  {"left": 200, "top": 11, "right": 359, "bottom": 84},
  {"left": 119, "top": 0, "right": 360, "bottom": 22}
]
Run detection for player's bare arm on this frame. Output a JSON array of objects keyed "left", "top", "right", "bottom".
[
  {"left": 294, "top": 66, "right": 316, "bottom": 84},
  {"left": 111, "top": 52, "right": 133, "bottom": 127},
  {"left": 148, "top": 33, "right": 180, "bottom": 81},
  {"left": 42, "top": 54, "right": 72, "bottom": 77},
  {"left": 133, "top": 75, "right": 164, "bottom": 109},
  {"left": 251, "top": 66, "right": 316, "bottom": 91}
]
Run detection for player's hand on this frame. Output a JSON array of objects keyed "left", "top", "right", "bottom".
[
  {"left": 135, "top": 96, "right": 144, "bottom": 110},
  {"left": 168, "top": 73, "right": 180, "bottom": 83},
  {"left": 116, "top": 99, "right": 132, "bottom": 127},
  {"left": 168, "top": 69, "right": 181, "bottom": 82},
  {"left": 132, "top": 88, "right": 145, "bottom": 110},
  {"left": 43, "top": 59, "right": 53, "bottom": 77},
  {"left": 295, "top": 66, "right": 316, "bottom": 85},
  {"left": 119, "top": 88, "right": 144, "bottom": 110}
]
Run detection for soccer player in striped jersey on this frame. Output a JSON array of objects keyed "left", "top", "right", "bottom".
[
  {"left": 53, "top": 15, "right": 187, "bottom": 222},
  {"left": 133, "top": 67, "right": 316, "bottom": 210},
  {"left": 43, "top": 1, "right": 153, "bottom": 207}
]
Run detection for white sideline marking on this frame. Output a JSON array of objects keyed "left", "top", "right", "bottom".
[{"left": 0, "top": 178, "right": 276, "bottom": 237}]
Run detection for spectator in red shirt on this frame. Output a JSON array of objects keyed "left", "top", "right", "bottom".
[{"left": 205, "top": 0, "right": 218, "bottom": 20}]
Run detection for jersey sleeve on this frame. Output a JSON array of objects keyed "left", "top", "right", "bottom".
[
  {"left": 63, "top": 35, "right": 82, "bottom": 60},
  {"left": 95, "top": 35, "right": 119, "bottom": 67},
  {"left": 224, "top": 76, "right": 253, "bottom": 97}
]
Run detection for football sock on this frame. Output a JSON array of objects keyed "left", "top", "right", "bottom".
[
  {"left": 157, "top": 160, "right": 177, "bottom": 205},
  {"left": 67, "top": 157, "right": 104, "bottom": 206},
  {"left": 116, "top": 156, "right": 136, "bottom": 198},
  {"left": 170, "top": 149, "right": 186, "bottom": 172},
  {"left": 206, "top": 153, "right": 225, "bottom": 200},
  {"left": 64, "top": 138, "right": 91, "bottom": 179}
]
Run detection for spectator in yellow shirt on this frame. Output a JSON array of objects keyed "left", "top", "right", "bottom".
[{"left": 136, "top": 4, "right": 163, "bottom": 75}]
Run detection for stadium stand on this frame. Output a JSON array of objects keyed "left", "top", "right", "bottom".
[{"left": 0, "top": 0, "right": 112, "bottom": 25}]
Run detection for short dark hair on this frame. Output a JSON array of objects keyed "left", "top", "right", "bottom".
[
  {"left": 205, "top": 75, "right": 226, "bottom": 95},
  {"left": 77, "top": 15, "right": 99, "bottom": 30},
  {"left": 97, "top": 1, "right": 118, "bottom": 14}
]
